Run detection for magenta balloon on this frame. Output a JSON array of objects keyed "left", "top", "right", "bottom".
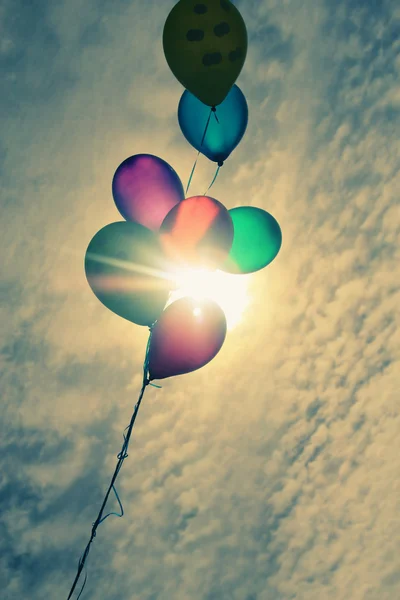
[
  {"left": 148, "top": 297, "right": 227, "bottom": 380},
  {"left": 112, "top": 154, "right": 185, "bottom": 231}
]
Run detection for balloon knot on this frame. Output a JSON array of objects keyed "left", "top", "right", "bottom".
[
  {"left": 211, "top": 106, "right": 216, "bottom": 112},
  {"left": 218, "top": 161, "right": 224, "bottom": 167}
]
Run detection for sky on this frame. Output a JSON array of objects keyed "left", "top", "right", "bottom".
[{"left": 1, "top": 0, "right": 400, "bottom": 598}]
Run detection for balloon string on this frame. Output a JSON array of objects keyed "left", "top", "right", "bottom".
[
  {"left": 201, "top": 107, "right": 214, "bottom": 146},
  {"left": 97, "top": 485, "right": 124, "bottom": 524},
  {"left": 66, "top": 326, "right": 156, "bottom": 599},
  {"left": 185, "top": 106, "right": 215, "bottom": 197},
  {"left": 185, "top": 151, "right": 200, "bottom": 196},
  {"left": 204, "top": 164, "right": 221, "bottom": 196}
]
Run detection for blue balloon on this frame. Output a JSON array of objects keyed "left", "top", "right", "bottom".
[{"left": 178, "top": 84, "right": 248, "bottom": 166}]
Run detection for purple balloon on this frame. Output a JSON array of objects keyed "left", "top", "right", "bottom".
[
  {"left": 112, "top": 154, "right": 185, "bottom": 231},
  {"left": 148, "top": 296, "right": 227, "bottom": 380}
]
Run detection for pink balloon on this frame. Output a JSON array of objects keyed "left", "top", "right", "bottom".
[
  {"left": 148, "top": 297, "right": 227, "bottom": 380},
  {"left": 112, "top": 154, "right": 185, "bottom": 231}
]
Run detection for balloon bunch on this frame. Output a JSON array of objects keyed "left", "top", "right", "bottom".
[
  {"left": 85, "top": 154, "right": 282, "bottom": 379},
  {"left": 69, "top": 2, "right": 282, "bottom": 597},
  {"left": 85, "top": 151, "right": 232, "bottom": 380},
  {"left": 85, "top": 0, "right": 282, "bottom": 380}
]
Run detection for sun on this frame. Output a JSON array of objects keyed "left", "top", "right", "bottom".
[{"left": 168, "top": 267, "right": 251, "bottom": 330}]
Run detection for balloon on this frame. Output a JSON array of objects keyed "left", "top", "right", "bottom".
[
  {"left": 163, "top": 0, "right": 247, "bottom": 107},
  {"left": 85, "top": 221, "right": 173, "bottom": 326},
  {"left": 178, "top": 84, "right": 248, "bottom": 165},
  {"left": 159, "top": 195, "right": 234, "bottom": 269},
  {"left": 112, "top": 154, "right": 185, "bottom": 231},
  {"left": 148, "top": 296, "right": 227, "bottom": 380},
  {"left": 221, "top": 207, "right": 282, "bottom": 274}
]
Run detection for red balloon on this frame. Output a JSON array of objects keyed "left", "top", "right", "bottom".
[
  {"left": 148, "top": 297, "right": 227, "bottom": 380},
  {"left": 159, "top": 195, "right": 233, "bottom": 269}
]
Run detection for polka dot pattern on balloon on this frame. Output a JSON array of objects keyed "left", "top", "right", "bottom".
[
  {"left": 186, "top": 29, "right": 204, "bottom": 41},
  {"left": 228, "top": 47, "right": 243, "bottom": 62},
  {"left": 194, "top": 3, "right": 208, "bottom": 14},
  {"left": 214, "top": 22, "right": 230, "bottom": 37},
  {"left": 163, "top": 0, "right": 247, "bottom": 106}
]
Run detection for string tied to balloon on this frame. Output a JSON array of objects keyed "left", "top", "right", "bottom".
[
  {"left": 66, "top": 325, "right": 157, "bottom": 600},
  {"left": 211, "top": 105, "right": 220, "bottom": 124}
]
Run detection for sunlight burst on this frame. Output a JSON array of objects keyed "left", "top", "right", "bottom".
[{"left": 169, "top": 267, "right": 251, "bottom": 330}]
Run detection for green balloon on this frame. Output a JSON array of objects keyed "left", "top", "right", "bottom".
[
  {"left": 221, "top": 207, "right": 282, "bottom": 274},
  {"left": 163, "top": 0, "right": 247, "bottom": 107},
  {"left": 85, "top": 222, "right": 173, "bottom": 327}
]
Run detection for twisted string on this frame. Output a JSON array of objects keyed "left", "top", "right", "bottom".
[{"left": 67, "top": 326, "right": 156, "bottom": 599}]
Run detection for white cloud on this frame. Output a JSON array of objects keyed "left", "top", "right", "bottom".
[{"left": 1, "top": 0, "right": 400, "bottom": 598}]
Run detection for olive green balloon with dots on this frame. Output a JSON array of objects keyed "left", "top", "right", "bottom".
[{"left": 163, "top": 0, "right": 248, "bottom": 107}]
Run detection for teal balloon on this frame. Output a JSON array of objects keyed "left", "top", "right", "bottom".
[
  {"left": 221, "top": 207, "right": 282, "bottom": 274},
  {"left": 85, "top": 221, "right": 173, "bottom": 326},
  {"left": 178, "top": 84, "right": 248, "bottom": 165}
]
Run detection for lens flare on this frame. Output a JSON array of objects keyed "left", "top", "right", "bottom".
[{"left": 168, "top": 267, "right": 251, "bottom": 330}]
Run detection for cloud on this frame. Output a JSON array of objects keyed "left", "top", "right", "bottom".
[{"left": 1, "top": 0, "right": 400, "bottom": 598}]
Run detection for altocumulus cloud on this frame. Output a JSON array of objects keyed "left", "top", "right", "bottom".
[{"left": 1, "top": 0, "right": 400, "bottom": 599}]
